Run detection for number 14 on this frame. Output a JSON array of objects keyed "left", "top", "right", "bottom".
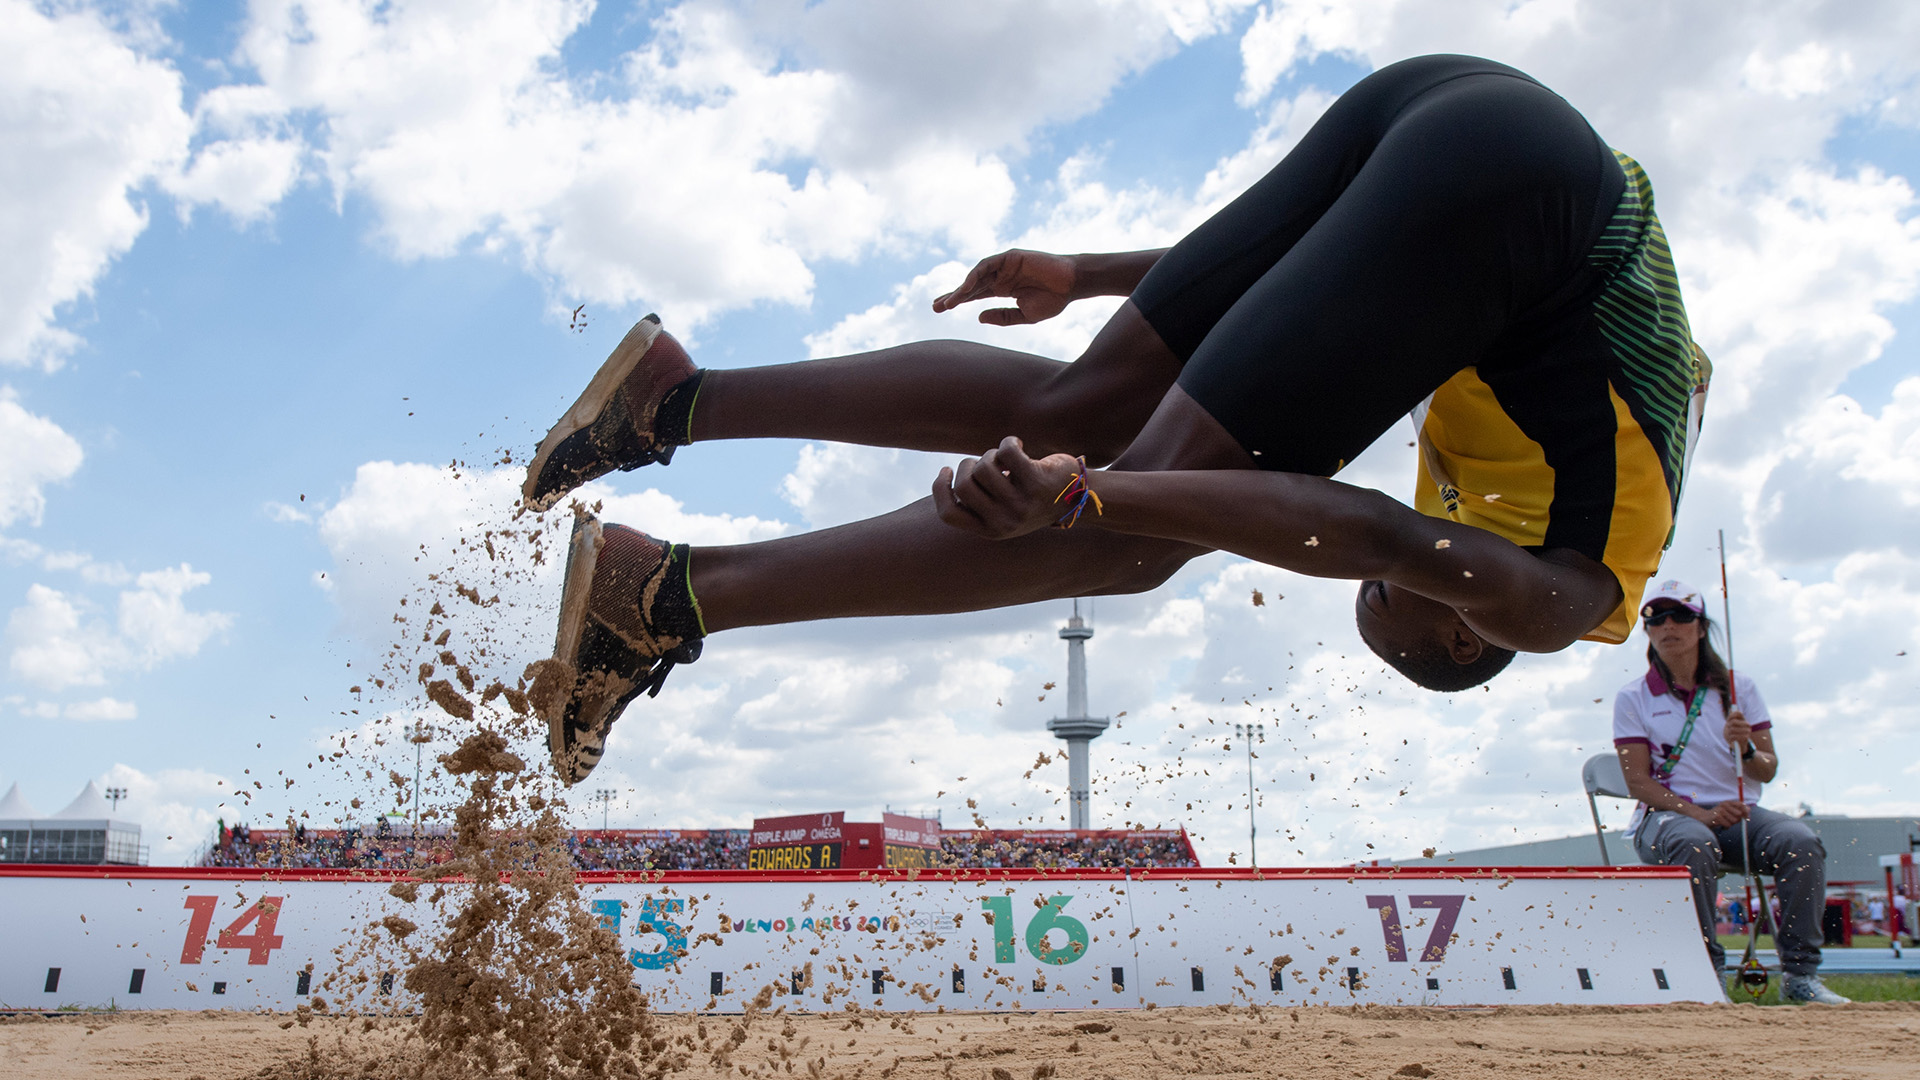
[{"left": 181, "top": 895, "right": 286, "bottom": 965}]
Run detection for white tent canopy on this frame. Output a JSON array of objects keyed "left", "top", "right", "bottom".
[
  {"left": 0, "top": 782, "right": 38, "bottom": 823},
  {"left": 52, "top": 779, "right": 117, "bottom": 823},
  {"left": 0, "top": 780, "right": 144, "bottom": 865}
]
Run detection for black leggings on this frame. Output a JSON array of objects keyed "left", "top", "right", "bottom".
[{"left": 1133, "top": 54, "right": 1626, "bottom": 475}]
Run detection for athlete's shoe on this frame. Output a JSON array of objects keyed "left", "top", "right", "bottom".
[
  {"left": 1780, "top": 973, "right": 1851, "bottom": 1004},
  {"left": 522, "top": 314, "right": 700, "bottom": 513},
  {"left": 536, "top": 512, "right": 702, "bottom": 785}
]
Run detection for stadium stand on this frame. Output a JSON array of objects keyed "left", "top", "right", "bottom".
[{"left": 197, "top": 824, "right": 1198, "bottom": 870}]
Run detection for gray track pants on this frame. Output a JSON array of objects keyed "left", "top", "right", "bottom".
[{"left": 1634, "top": 804, "right": 1828, "bottom": 975}]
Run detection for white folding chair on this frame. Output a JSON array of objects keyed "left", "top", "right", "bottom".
[{"left": 1581, "top": 751, "right": 1634, "bottom": 866}]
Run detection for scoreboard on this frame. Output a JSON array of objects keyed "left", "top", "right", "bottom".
[
  {"left": 747, "top": 842, "right": 842, "bottom": 870},
  {"left": 748, "top": 812, "right": 849, "bottom": 871},
  {"left": 747, "top": 811, "right": 940, "bottom": 871},
  {"left": 882, "top": 844, "right": 932, "bottom": 869}
]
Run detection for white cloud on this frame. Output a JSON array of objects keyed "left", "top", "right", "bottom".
[
  {"left": 161, "top": 82, "right": 305, "bottom": 224},
  {"left": 778, "top": 443, "right": 951, "bottom": 531},
  {"left": 0, "top": 388, "right": 84, "bottom": 527},
  {"left": 264, "top": 499, "right": 312, "bottom": 523},
  {"left": 0, "top": 535, "right": 133, "bottom": 585},
  {"left": 1237, "top": 0, "right": 1386, "bottom": 106},
  {"left": 117, "top": 564, "right": 232, "bottom": 667},
  {"left": 0, "top": 1, "right": 314, "bottom": 368},
  {"left": 96, "top": 761, "right": 236, "bottom": 865},
  {"left": 208, "top": 0, "right": 1252, "bottom": 326},
  {"left": 0, "top": 0, "right": 192, "bottom": 368},
  {"left": 6, "top": 696, "right": 61, "bottom": 719},
  {"left": 65, "top": 696, "right": 136, "bottom": 721},
  {"left": 4, "top": 565, "right": 231, "bottom": 692},
  {"left": 5, "top": 582, "right": 109, "bottom": 690}
]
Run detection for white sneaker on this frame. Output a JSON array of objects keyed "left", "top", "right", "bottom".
[{"left": 1781, "top": 974, "right": 1850, "bottom": 1004}]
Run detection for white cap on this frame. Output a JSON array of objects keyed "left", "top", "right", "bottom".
[{"left": 1640, "top": 577, "right": 1707, "bottom": 618}]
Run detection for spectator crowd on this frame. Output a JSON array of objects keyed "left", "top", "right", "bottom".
[
  {"left": 200, "top": 822, "right": 1198, "bottom": 871},
  {"left": 938, "top": 830, "right": 1199, "bottom": 869}
]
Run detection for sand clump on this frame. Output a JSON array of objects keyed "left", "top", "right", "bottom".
[
  {"left": 400, "top": 730, "right": 658, "bottom": 1079},
  {"left": 272, "top": 728, "right": 663, "bottom": 1079},
  {"left": 368, "top": 729, "right": 659, "bottom": 1079},
  {"left": 258, "top": 498, "right": 675, "bottom": 1079}
]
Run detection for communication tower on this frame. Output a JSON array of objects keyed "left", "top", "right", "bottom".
[{"left": 1046, "top": 599, "right": 1110, "bottom": 829}]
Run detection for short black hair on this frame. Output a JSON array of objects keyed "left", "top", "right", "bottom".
[{"left": 1363, "top": 631, "right": 1516, "bottom": 692}]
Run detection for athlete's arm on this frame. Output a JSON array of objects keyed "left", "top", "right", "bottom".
[
  {"left": 932, "top": 249, "right": 1168, "bottom": 326},
  {"left": 933, "top": 437, "right": 1621, "bottom": 652}
]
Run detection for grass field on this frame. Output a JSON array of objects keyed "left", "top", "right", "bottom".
[
  {"left": 1716, "top": 972, "right": 1920, "bottom": 1005},
  {"left": 1716, "top": 931, "right": 1911, "bottom": 951},
  {"left": 1711, "top": 933, "right": 1920, "bottom": 1003}
]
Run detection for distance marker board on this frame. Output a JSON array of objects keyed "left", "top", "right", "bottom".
[{"left": 0, "top": 865, "right": 1720, "bottom": 1012}]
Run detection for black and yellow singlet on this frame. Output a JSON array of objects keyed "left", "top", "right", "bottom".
[
  {"left": 1128, "top": 54, "right": 1708, "bottom": 645},
  {"left": 1414, "top": 151, "right": 1709, "bottom": 643}
]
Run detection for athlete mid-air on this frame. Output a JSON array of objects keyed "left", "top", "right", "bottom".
[{"left": 520, "top": 55, "right": 1710, "bottom": 784}]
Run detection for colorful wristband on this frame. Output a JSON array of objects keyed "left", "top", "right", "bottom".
[{"left": 1052, "top": 456, "right": 1103, "bottom": 529}]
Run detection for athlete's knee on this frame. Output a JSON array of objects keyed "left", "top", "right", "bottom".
[
  {"left": 1021, "top": 371, "right": 1158, "bottom": 465},
  {"left": 1018, "top": 309, "right": 1180, "bottom": 464}
]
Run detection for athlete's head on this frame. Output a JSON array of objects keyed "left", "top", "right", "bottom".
[{"left": 1354, "top": 579, "right": 1516, "bottom": 691}]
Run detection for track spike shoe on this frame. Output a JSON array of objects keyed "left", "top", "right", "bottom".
[
  {"left": 522, "top": 314, "right": 700, "bottom": 513},
  {"left": 535, "top": 510, "right": 702, "bottom": 785}
]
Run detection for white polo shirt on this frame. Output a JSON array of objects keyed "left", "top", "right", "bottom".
[{"left": 1612, "top": 667, "right": 1771, "bottom": 836}]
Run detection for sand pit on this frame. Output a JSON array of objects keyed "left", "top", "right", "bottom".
[{"left": 5, "top": 1003, "right": 1917, "bottom": 1079}]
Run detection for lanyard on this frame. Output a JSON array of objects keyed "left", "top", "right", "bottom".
[{"left": 1654, "top": 686, "right": 1709, "bottom": 779}]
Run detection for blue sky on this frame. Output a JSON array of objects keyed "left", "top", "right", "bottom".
[{"left": 3, "top": 1, "right": 1918, "bottom": 866}]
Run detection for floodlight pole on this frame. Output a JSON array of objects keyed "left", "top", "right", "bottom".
[
  {"left": 1235, "top": 723, "right": 1264, "bottom": 868},
  {"left": 594, "top": 789, "right": 614, "bottom": 831},
  {"left": 105, "top": 786, "right": 127, "bottom": 813},
  {"left": 409, "top": 721, "right": 433, "bottom": 828}
]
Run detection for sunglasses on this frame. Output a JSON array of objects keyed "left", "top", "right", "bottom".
[{"left": 1642, "top": 607, "right": 1701, "bottom": 627}]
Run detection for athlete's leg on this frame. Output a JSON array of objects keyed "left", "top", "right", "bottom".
[
  {"left": 682, "top": 63, "right": 1616, "bottom": 634},
  {"left": 691, "top": 385, "right": 1253, "bottom": 633},
  {"left": 688, "top": 304, "right": 1181, "bottom": 466},
  {"left": 684, "top": 59, "right": 1502, "bottom": 462}
]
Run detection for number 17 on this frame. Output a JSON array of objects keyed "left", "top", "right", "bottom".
[{"left": 1365, "top": 894, "right": 1464, "bottom": 963}]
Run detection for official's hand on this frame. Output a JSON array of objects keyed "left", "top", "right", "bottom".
[
  {"left": 931, "top": 249, "right": 1078, "bottom": 326},
  {"left": 932, "top": 437, "right": 1087, "bottom": 539},
  {"left": 1724, "top": 706, "right": 1753, "bottom": 747},
  {"left": 1704, "top": 801, "right": 1752, "bottom": 829}
]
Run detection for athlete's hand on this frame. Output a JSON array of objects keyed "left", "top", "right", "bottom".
[
  {"left": 933, "top": 437, "right": 1087, "bottom": 538},
  {"left": 931, "top": 249, "right": 1078, "bottom": 326}
]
